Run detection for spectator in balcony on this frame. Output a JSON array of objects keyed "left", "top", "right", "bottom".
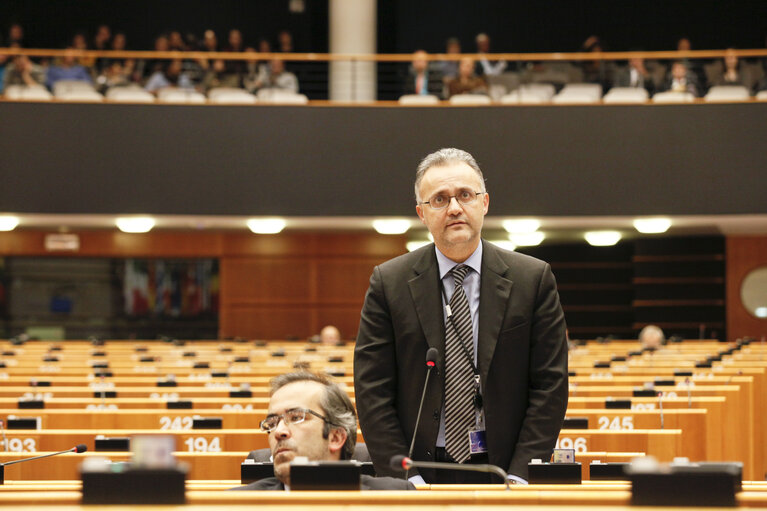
[
  {"left": 663, "top": 60, "right": 700, "bottom": 96},
  {"left": 639, "top": 325, "right": 665, "bottom": 350},
  {"left": 71, "top": 32, "right": 96, "bottom": 71},
  {"left": 244, "top": 46, "right": 268, "bottom": 93},
  {"left": 46, "top": 48, "right": 93, "bottom": 90},
  {"left": 446, "top": 57, "right": 487, "bottom": 97},
  {"left": 403, "top": 50, "right": 443, "bottom": 98},
  {"left": 101, "top": 32, "right": 138, "bottom": 84},
  {"left": 675, "top": 37, "right": 706, "bottom": 91},
  {"left": 201, "top": 29, "right": 218, "bottom": 52},
  {"left": 3, "top": 54, "right": 45, "bottom": 89},
  {"left": 278, "top": 30, "right": 293, "bottom": 52},
  {"left": 714, "top": 48, "right": 749, "bottom": 89},
  {"left": 96, "top": 60, "right": 131, "bottom": 93},
  {"left": 92, "top": 23, "right": 111, "bottom": 73},
  {"left": 197, "top": 29, "right": 219, "bottom": 73},
  {"left": 7, "top": 23, "right": 24, "bottom": 47},
  {"left": 140, "top": 34, "right": 171, "bottom": 80},
  {"left": 580, "top": 35, "right": 613, "bottom": 92},
  {"left": 224, "top": 29, "right": 246, "bottom": 75},
  {"left": 256, "top": 59, "right": 298, "bottom": 93},
  {"left": 437, "top": 37, "right": 461, "bottom": 83},
  {"left": 168, "top": 31, "right": 187, "bottom": 51},
  {"left": 613, "top": 54, "right": 655, "bottom": 95},
  {"left": 144, "top": 59, "right": 194, "bottom": 94},
  {"left": 475, "top": 33, "right": 507, "bottom": 76},
  {"left": 201, "top": 58, "right": 241, "bottom": 91}
]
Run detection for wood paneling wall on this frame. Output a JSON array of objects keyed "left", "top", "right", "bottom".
[
  {"left": 726, "top": 236, "right": 767, "bottom": 341},
  {"left": 0, "top": 230, "right": 406, "bottom": 340}
]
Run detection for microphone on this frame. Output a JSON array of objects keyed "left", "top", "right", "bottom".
[
  {"left": 657, "top": 392, "right": 664, "bottom": 430},
  {"left": 407, "top": 347, "right": 439, "bottom": 471},
  {"left": 2, "top": 444, "right": 87, "bottom": 467},
  {"left": 391, "top": 455, "right": 510, "bottom": 490}
]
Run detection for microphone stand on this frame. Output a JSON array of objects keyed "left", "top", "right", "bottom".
[{"left": 406, "top": 349, "right": 437, "bottom": 478}]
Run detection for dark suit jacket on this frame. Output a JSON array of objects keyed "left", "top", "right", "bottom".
[
  {"left": 231, "top": 474, "right": 415, "bottom": 491},
  {"left": 354, "top": 240, "right": 568, "bottom": 481}
]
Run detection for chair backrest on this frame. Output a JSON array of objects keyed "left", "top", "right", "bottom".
[
  {"left": 398, "top": 94, "right": 440, "bottom": 105},
  {"left": 4, "top": 85, "right": 52, "bottom": 101},
  {"left": 554, "top": 83, "right": 603, "bottom": 102},
  {"left": 208, "top": 89, "right": 257, "bottom": 104},
  {"left": 208, "top": 87, "right": 251, "bottom": 100},
  {"left": 603, "top": 87, "right": 649, "bottom": 104},
  {"left": 106, "top": 88, "right": 155, "bottom": 103},
  {"left": 448, "top": 94, "right": 491, "bottom": 105},
  {"left": 652, "top": 91, "right": 695, "bottom": 103},
  {"left": 704, "top": 85, "right": 751, "bottom": 102},
  {"left": 53, "top": 80, "right": 95, "bottom": 96},
  {"left": 56, "top": 90, "right": 104, "bottom": 102},
  {"left": 260, "top": 91, "right": 309, "bottom": 105},
  {"left": 156, "top": 89, "right": 207, "bottom": 104},
  {"left": 756, "top": 90, "right": 767, "bottom": 101},
  {"left": 520, "top": 83, "right": 556, "bottom": 101},
  {"left": 561, "top": 83, "right": 602, "bottom": 96}
]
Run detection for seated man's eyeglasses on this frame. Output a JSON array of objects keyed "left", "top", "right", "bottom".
[
  {"left": 420, "top": 189, "right": 485, "bottom": 210},
  {"left": 260, "top": 407, "right": 334, "bottom": 432}
]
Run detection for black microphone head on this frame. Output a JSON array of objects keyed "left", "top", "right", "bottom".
[
  {"left": 390, "top": 454, "right": 408, "bottom": 471},
  {"left": 425, "top": 347, "right": 438, "bottom": 366},
  {"left": 74, "top": 444, "right": 88, "bottom": 453}
]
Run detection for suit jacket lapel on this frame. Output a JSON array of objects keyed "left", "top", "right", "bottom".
[
  {"left": 408, "top": 246, "right": 446, "bottom": 373},
  {"left": 477, "top": 240, "right": 513, "bottom": 384}
]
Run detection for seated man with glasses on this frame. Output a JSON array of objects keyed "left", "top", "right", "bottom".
[{"left": 232, "top": 371, "right": 415, "bottom": 490}]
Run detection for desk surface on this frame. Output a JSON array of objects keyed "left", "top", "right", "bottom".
[{"left": 1, "top": 480, "right": 766, "bottom": 508}]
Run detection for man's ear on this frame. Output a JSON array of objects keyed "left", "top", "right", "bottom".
[
  {"left": 327, "top": 427, "right": 348, "bottom": 458},
  {"left": 416, "top": 204, "right": 426, "bottom": 224}
]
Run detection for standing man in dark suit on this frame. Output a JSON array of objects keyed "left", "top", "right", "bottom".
[
  {"left": 231, "top": 372, "right": 414, "bottom": 490},
  {"left": 354, "top": 148, "right": 568, "bottom": 484}
]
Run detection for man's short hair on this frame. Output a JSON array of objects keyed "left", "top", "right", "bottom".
[
  {"left": 270, "top": 372, "right": 357, "bottom": 460},
  {"left": 414, "top": 148, "right": 486, "bottom": 202}
]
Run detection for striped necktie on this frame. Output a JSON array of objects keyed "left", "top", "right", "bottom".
[{"left": 444, "top": 264, "right": 475, "bottom": 463}]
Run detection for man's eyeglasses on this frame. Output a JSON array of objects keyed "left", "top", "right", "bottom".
[
  {"left": 260, "top": 408, "right": 333, "bottom": 432},
  {"left": 419, "top": 189, "right": 484, "bottom": 210}
]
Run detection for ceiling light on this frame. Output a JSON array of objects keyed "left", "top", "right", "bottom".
[
  {"left": 489, "top": 240, "right": 517, "bottom": 251},
  {"left": 633, "top": 218, "right": 672, "bottom": 234},
  {"left": 406, "top": 240, "right": 431, "bottom": 252},
  {"left": 372, "top": 219, "right": 411, "bottom": 235},
  {"left": 247, "top": 218, "right": 286, "bottom": 234},
  {"left": 509, "top": 232, "right": 545, "bottom": 246},
  {"left": 502, "top": 219, "right": 541, "bottom": 233},
  {"left": 115, "top": 217, "right": 155, "bottom": 233},
  {"left": 585, "top": 230, "right": 622, "bottom": 246},
  {"left": 755, "top": 307, "right": 767, "bottom": 319},
  {"left": 0, "top": 216, "right": 20, "bottom": 231}
]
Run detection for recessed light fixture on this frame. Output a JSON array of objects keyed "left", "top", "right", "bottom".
[
  {"left": 489, "top": 240, "right": 517, "bottom": 251},
  {"left": 247, "top": 218, "right": 286, "bottom": 234},
  {"left": 755, "top": 307, "right": 767, "bottom": 318},
  {"left": 406, "top": 240, "right": 431, "bottom": 252},
  {"left": 509, "top": 231, "right": 545, "bottom": 246},
  {"left": 0, "top": 215, "right": 20, "bottom": 232},
  {"left": 585, "top": 230, "right": 622, "bottom": 246},
  {"left": 502, "top": 219, "right": 541, "bottom": 233},
  {"left": 633, "top": 218, "right": 672, "bottom": 234},
  {"left": 115, "top": 217, "right": 155, "bottom": 233},
  {"left": 372, "top": 219, "right": 411, "bottom": 235}
]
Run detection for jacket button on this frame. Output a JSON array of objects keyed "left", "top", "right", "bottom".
[
  {"left": 433, "top": 410, "right": 440, "bottom": 420},
  {"left": 426, "top": 450, "right": 432, "bottom": 457}
]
